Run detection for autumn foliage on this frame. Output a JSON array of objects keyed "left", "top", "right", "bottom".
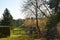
[{"left": 24, "top": 17, "right": 47, "bottom": 32}]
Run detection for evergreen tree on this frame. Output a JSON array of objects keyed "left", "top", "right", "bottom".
[
  {"left": 45, "top": 0, "right": 60, "bottom": 40},
  {"left": 1, "top": 8, "right": 13, "bottom": 26},
  {"left": 48, "top": 0, "right": 60, "bottom": 12}
]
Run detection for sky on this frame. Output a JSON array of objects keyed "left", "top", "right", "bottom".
[{"left": 0, "top": 0, "right": 26, "bottom": 19}]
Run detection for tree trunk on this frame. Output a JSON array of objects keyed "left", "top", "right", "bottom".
[{"left": 35, "top": 0, "right": 41, "bottom": 38}]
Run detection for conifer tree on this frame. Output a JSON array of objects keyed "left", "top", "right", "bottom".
[{"left": 1, "top": 8, "right": 13, "bottom": 26}]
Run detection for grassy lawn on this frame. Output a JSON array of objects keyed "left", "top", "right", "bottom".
[
  {"left": 0, "top": 27, "right": 59, "bottom": 40},
  {"left": 0, "top": 27, "right": 46, "bottom": 40},
  {"left": 0, "top": 35, "right": 45, "bottom": 40},
  {"left": 0, "top": 27, "right": 33, "bottom": 40}
]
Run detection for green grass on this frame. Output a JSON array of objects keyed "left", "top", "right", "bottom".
[
  {"left": 0, "top": 26, "right": 59, "bottom": 40},
  {"left": 0, "top": 27, "right": 58, "bottom": 40},
  {"left": 0, "top": 27, "right": 32, "bottom": 40}
]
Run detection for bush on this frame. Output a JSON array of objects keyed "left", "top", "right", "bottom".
[{"left": 0, "top": 27, "right": 10, "bottom": 38}]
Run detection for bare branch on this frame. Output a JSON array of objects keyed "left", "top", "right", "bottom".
[
  {"left": 22, "top": 0, "right": 50, "bottom": 18},
  {"left": 43, "top": 2, "right": 52, "bottom": 15},
  {"left": 22, "top": 4, "right": 36, "bottom": 16},
  {"left": 31, "top": 2, "right": 49, "bottom": 18},
  {"left": 28, "top": 8, "right": 36, "bottom": 16}
]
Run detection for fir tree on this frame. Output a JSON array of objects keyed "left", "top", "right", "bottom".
[{"left": 1, "top": 8, "right": 13, "bottom": 26}]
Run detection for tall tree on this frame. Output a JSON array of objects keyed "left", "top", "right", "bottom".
[
  {"left": 1, "top": 8, "right": 13, "bottom": 26},
  {"left": 45, "top": 0, "right": 60, "bottom": 40},
  {"left": 22, "top": 0, "right": 51, "bottom": 18},
  {"left": 22, "top": 0, "right": 51, "bottom": 38}
]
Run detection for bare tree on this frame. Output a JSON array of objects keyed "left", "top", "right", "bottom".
[
  {"left": 22, "top": 0, "right": 51, "bottom": 18},
  {"left": 22, "top": 0, "right": 52, "bottom": 37}
]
